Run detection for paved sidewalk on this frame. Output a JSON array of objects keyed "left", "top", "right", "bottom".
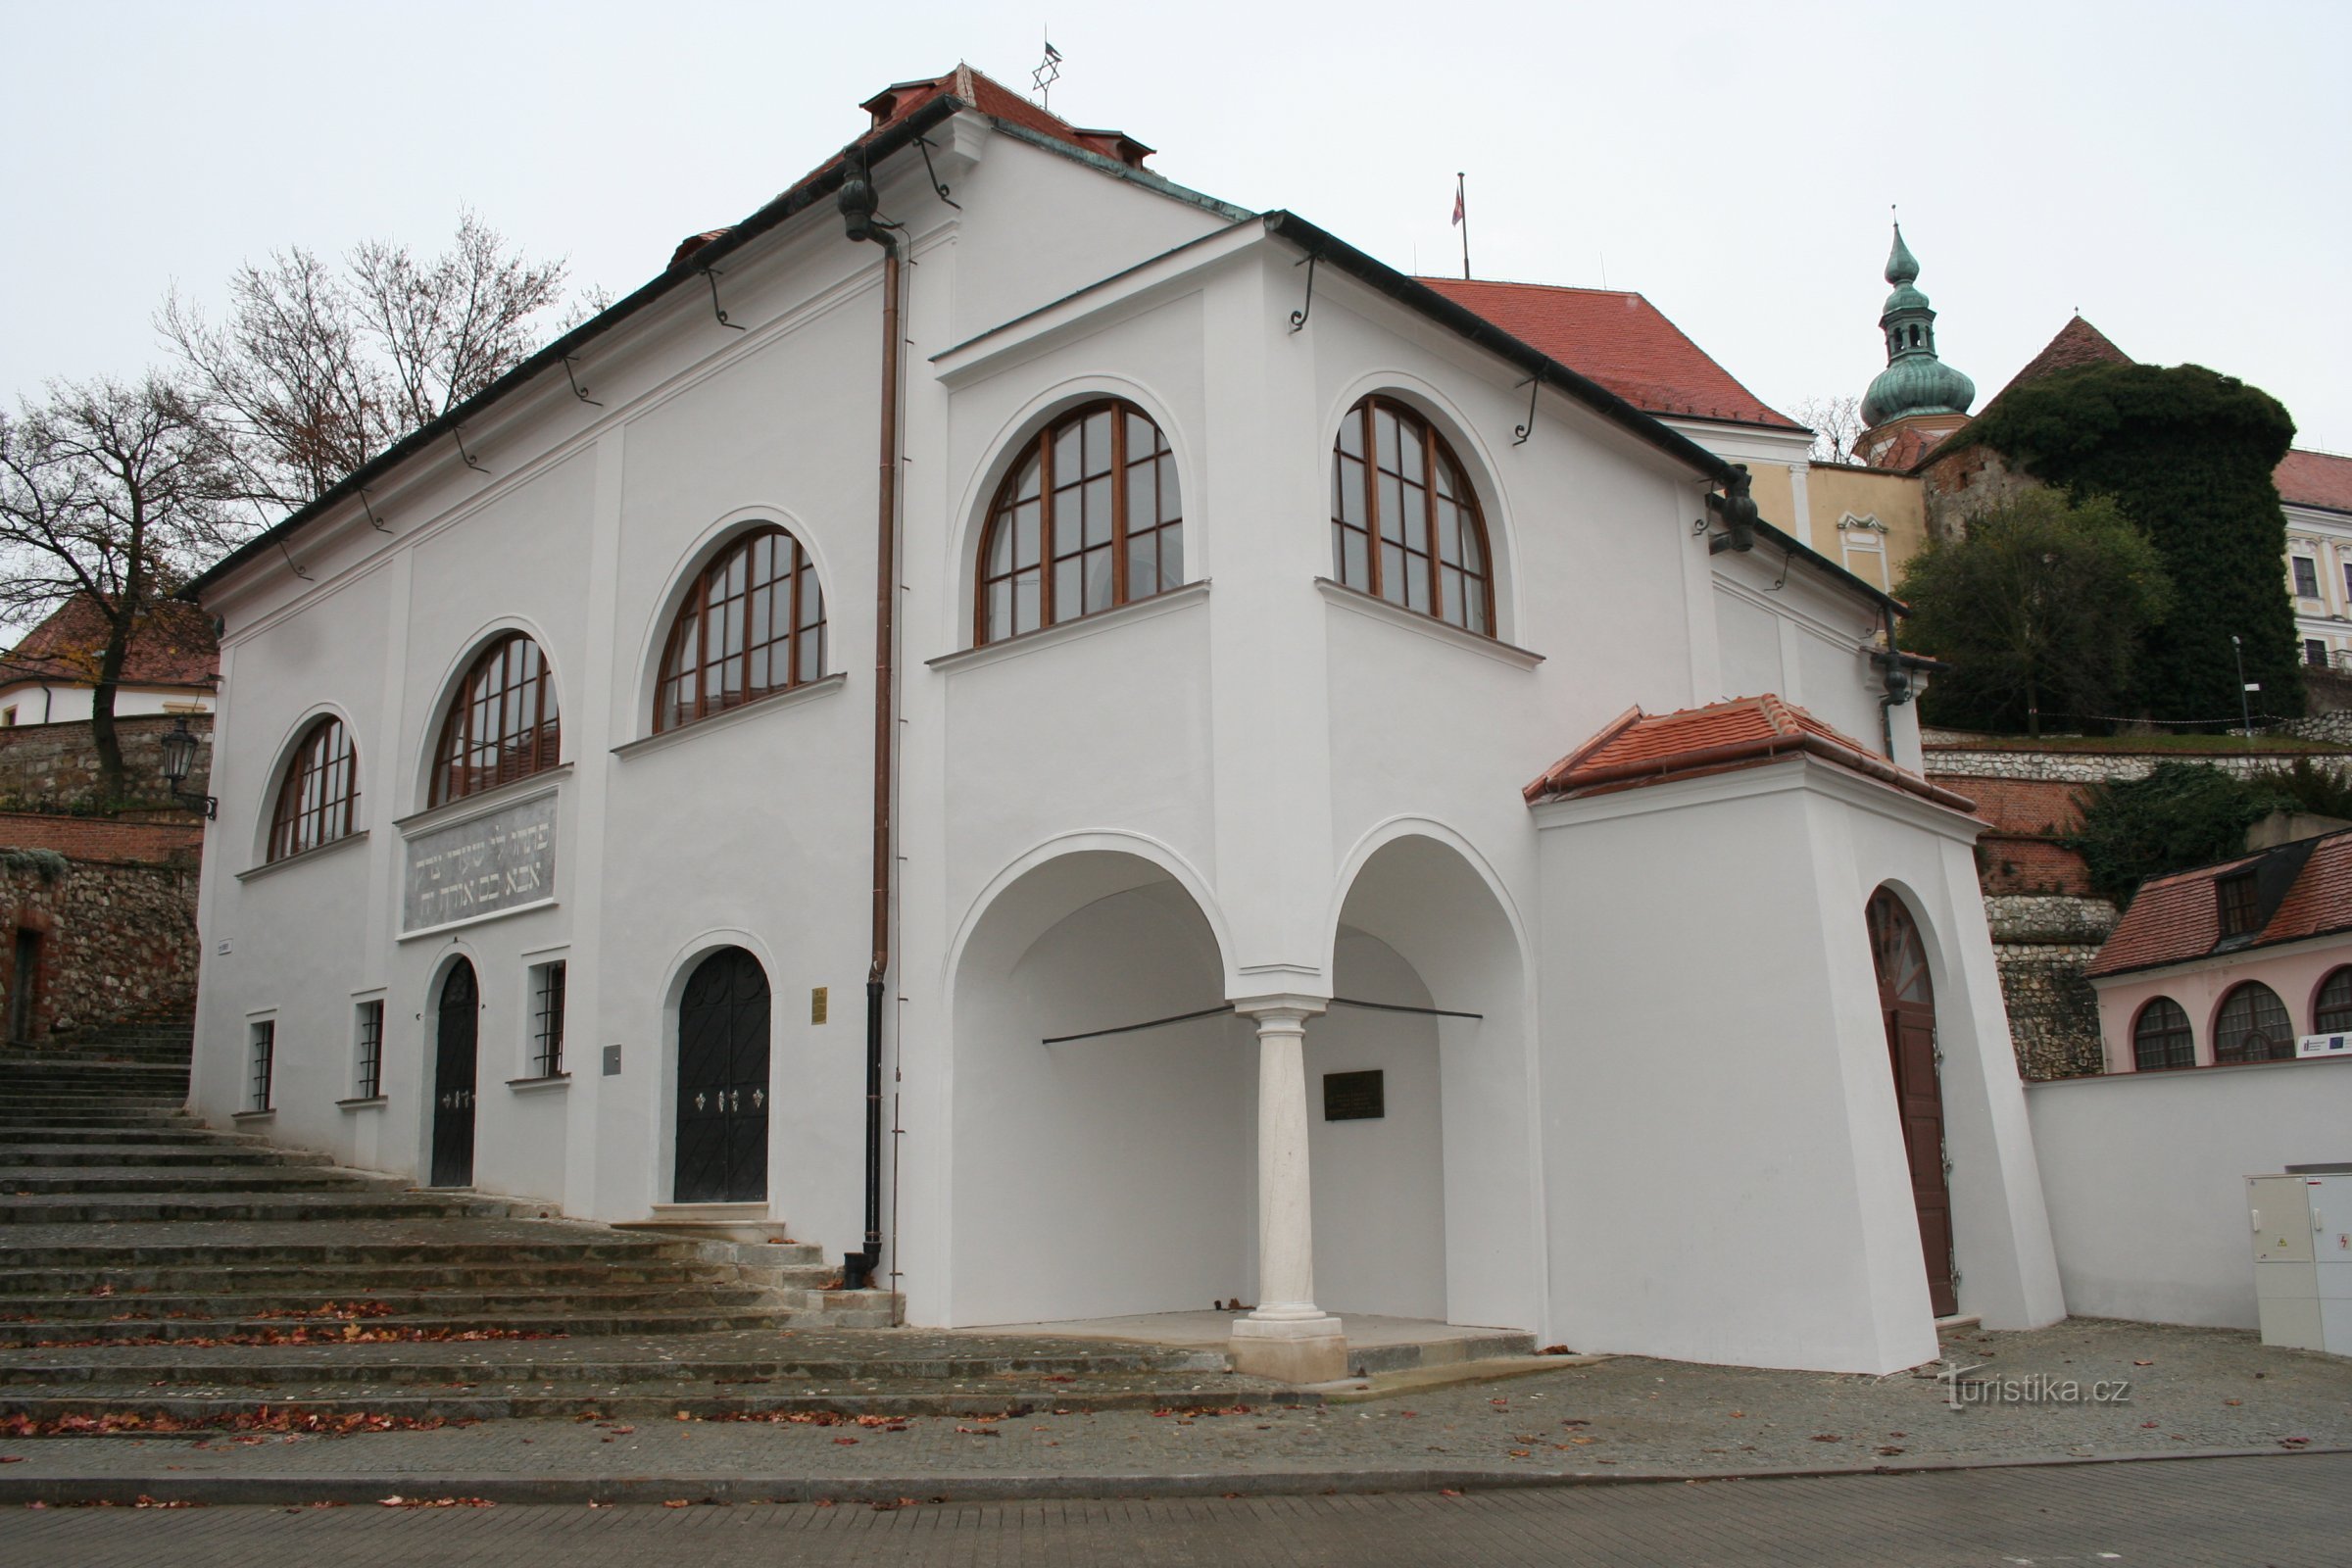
[
  {"left": 2, "top": 1319, "right": 2346, "bottom": 1504},
  {"left": 3, "top": 1453, "right": 2346, "bottom": 1566}
]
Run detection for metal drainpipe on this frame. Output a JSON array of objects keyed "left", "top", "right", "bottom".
[
  {"left": 1879, "top": 607, "right": 1915, "bottom": 758},
  {"left": 840, "top": 153, "right": 900, "bottom": 1295}
]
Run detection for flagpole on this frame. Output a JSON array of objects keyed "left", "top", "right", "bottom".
[{"left": 1456, "top": 172, "right": 1470, "bottom": 279}]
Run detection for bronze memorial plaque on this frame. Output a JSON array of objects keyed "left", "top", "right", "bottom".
[{"left": 1322, "top": 1069, "right": 1385, "bottom": 1121}]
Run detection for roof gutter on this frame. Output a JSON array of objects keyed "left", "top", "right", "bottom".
[
  {"left": 1259, "top": 212, "right": 1904, "bottom": 617},
  {"left": 183, "top": 93, "right": 969, "bottom": 602}
]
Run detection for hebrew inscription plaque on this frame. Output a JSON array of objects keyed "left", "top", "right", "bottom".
[{"left": 404, "top": 792, "right": 558, "bottom": 932}]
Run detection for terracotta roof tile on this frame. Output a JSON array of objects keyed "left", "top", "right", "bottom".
[
  {"left": 2087, "top": 830, "right": 2352, "bottom": 977},
  {"left": 1, "top": 595, "right": 219, "bottom": 690},
  {"left": 1991, "top": 315, "right": 2133, "bottom": 406},
  {"left": 1525, "top": 694, "right": 1975, "bottom": 811},
  {"left": 1416, "top": 278, "right": 1802, "bottom": 431},
  {"left": 2278, "top": 449, "right": 2352, "bottom": 516}
]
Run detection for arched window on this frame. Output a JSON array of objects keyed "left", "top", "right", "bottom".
[
  {"left": 1330, "top": 396, "right": 1493, "bottom": 634},
  {"left": 2316, "top": 966, "right": 2352, "bottom": 1033},
  {"left": 267, "top": 716, "right": 359, "bottom": 862},
  {"left": 429, "top": 633, "right": 560, "bottom": 807},
  {"left": 2214, "top": 981, "right": 2294, "bottom": 1063},
  {"left": 2131, "top": 997, "right": 2194, "bottom": 1071},
  {"left": 657, "top": 525, "right": 826, "bottom": 731},
  {"left": 977, "top": 400, "right": 1183, "bottom": 643}
]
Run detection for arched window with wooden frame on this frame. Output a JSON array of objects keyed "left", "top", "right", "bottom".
[
  {"left": 2313, "top": 966, "right": 2352, "bottom": 1034},
  {"left": 2130, "top": 996, "right": 2194, "bottom": 1071},
  {"left": 1330, "top": 395, "right": 1494, "bottom": 635},
  {"left": 2213, "top": 981, "right": 2294, "bottom": 1063},
  {"left": 656, "top": 524, "right": 827, "bottom": 732},
  {"left": 267, "top": 716, "right": 359, "bottom": 862},
  {"left": 429, "top": 633, "right": 561, "bottom": 808},
  {"left": 977, "top": 399, "right": 1183, "bottom": 644}
]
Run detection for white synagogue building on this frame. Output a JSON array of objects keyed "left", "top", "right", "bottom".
[{"left": 185, "top": 68, "right": 2063, "bottom": 1380}]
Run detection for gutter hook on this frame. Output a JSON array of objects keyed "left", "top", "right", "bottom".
[
  {"left": 700, "top": 267, "right": 748, "bottom": 331},
  {"left": 1513, "top": 374, "right": 1540, "bottom": 445},
  {"left": 1290, "top": 251, "right": 1318, "bottom": 333}
]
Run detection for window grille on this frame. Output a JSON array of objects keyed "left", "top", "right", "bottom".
[
  {"left": 530, "top": 961, "right": 567, "bottom": 1077},
  {"left": 250, "top": 1021, "right": 275, "bottom": 1111},
  {"left": 355, "top": 1000, "right": 383, "bottom": 1100},
  {"left": 2131, "top": 997, "right": 2194, "bottom": 1070}
]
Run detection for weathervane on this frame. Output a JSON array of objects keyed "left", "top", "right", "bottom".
[{"left": 1032, "top": 33, "right": 1062, "bottom": 109}]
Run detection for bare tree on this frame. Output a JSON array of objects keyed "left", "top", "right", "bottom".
[
  {"left": 162, "top": 211, "right": 575, "bottom": 517},
  {"left": 1792, "top": 394, "right": 1866, "bottom": 466},
  {"left": 0, "top": 376, "right": 242, "bottom": 793}
]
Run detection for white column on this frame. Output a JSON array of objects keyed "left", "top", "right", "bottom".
[{"left": 1230, "top": 999, "right": 1347, "bottom": 1383}]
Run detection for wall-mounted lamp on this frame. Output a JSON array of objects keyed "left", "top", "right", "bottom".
[{"left": 159, "top": 717, "right": 216, "bottom": 819}]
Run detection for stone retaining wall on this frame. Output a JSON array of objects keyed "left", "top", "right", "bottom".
[
  {"left": 0, "top": 854, "right": 201, "bottom": 1044},
  {"left": 0, "top": 712, "right": 212, "bottom": 807},
  {"left": 1927, "top": 748, "right": 2345, "bottom": 783}
]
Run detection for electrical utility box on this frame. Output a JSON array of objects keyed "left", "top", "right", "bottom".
[{"left": 2246, "top": 1171, "right": 2352, "bottom": 1354}]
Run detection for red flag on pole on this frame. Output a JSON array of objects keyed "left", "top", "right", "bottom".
[{"left": 1451, "top": 187, "right": 1464, "bottom": 226}]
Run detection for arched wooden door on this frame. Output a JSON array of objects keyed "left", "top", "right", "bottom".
[
  {"left": 673, "top": 948, "right": 770, "bottom": 1203},
  {"left": 430, "top": 959, "right": 479, "bottom": 1187},
  {"left": 1868, "top": 889, "right": 1958, "bottom": 1317}
]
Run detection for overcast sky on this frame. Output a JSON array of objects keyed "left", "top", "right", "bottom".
[{"left": 5, "top": 1, "right": 2347, "bottom": 455}]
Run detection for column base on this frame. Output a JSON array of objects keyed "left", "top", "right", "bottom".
[{"left": 1229, "top": 1313, "right": 1348, "bottom": 1384}]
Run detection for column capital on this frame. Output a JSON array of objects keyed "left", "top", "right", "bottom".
[{"left": 1230, "top": 991, "right": 1328, "bottom": 1024}]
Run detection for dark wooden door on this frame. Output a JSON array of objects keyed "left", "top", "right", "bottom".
[
  {"left": 673, "top": 948, "right": 769, "bottom": 1204},
  {"left": 1868, "top": 890, "right": 1958, "bottom": 1317},
  {"left": 430, "top": 959, "right": 479, "bottom": 1188}
]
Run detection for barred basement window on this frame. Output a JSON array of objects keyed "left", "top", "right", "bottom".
[
  {"left": 269, "top": 716, "right": 359, "bottom": 861},
  {"left": 2214, "top": 981, "right": 2294, "bottom": 1063},
  {"left": 656, "top": 526, "right": 826, "bottom": 731},
  {"left": 249, "top": 1020, "right": 275, "bottom": 1111},
  {"left": 2130, "top": 996, "right": 2193, "bottom": 1071},
  {"left": 430, "top": 633, "right": 561, "bottom": 807},
  {"left": 1330, "top": 396, "right": 1494, "bottom": 634},
  {"left": 354, "top": 1000, "right": 384, "bottom": 1100},
  {"left": 2316, "top": 966, "right": 2352, "bottom": 1033},
  {"left": 529, "top": 961, "right": 567, "bottom": 1077}
]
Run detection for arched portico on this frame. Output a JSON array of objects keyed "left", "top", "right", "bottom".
[{"left": 948, "top": 848, "right": 1250, "bottom": 1327}]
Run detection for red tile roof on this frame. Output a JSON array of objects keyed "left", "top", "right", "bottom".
[
  {"left": 1991, "top": 315, "right": 2133, "bottom": 405},
  {"left": 1524, "top": 694, "right": 1976, "bottom": 811},
  {"left": 1416, "top": 278, "right": 1802, "bottom": 431},
  {"left": 2278, "top": 449, "right": 2352, "bottom": 516},
  {"left": 0, "top": 595, "right": 219, "bottom": 690},
  {"left": 2087, "top": 830, "right": 2352, "bottom": 978}
]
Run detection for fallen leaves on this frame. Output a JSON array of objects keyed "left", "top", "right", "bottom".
[
  {"left": 379, "top": 1496, "right": 493, "bottom": 1508},
  {"left": 1, "top": 1407, "right": 476, "bottom": 1439}
]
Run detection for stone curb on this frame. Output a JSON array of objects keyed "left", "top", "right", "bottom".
[{"left": 1, "top": 1444, "right": 2340, "bottom": 1508}]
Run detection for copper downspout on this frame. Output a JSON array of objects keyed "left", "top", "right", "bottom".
[{"left": 840, "top": 154, "right": 901, "bottom": 1293}]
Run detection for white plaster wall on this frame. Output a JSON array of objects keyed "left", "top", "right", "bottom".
[
  {"left": 1306, "top": 929, "right": 1446, "bottom": 1321},
  {"left": 0, "top": 685, "right": 213, "bottom": 725},
  {"left": 2028, "top": 1059, "right": 2352, "bottom": 1326}
]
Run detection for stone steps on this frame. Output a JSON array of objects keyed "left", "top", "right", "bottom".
[
  {"left": 0, "top": 1284, "right": 780, "bottom": 1323},
  {"left": 0, "top": 1127, "right": 263, "bottom": 1147},
  {"left": 0, "top": 1166, "right": 405, "bottom": 1195},
  {"left": 0, "top": 1306, "right": 804, "bottom": 1348},
  {"left": 0, "top": 1193, "right": 513, "bottom": 1224},
  {"left": 1, "top": 1143, "right": 329, "bottom": 1167}
]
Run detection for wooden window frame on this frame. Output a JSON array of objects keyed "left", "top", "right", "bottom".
[
  {"left": 429, "top": 633, "right": 562, "bottom": 808},
  {"left": 2130, "top": 996, "right": 2194, "bottom": 1071},
  {"left": 2213, "top": 981, "right": 2294, "bottom": 1064},
  {"left": 974, "top": 398, "right": 1184, "bottom": 645},
  {"left": 655, "top": 525, "right": 827, "bottom": 732},
  {"left": 249, "top": 1020, "right": 275, "bottom": 1111},
  {"left": 1329, "top": 395, "right": 1495, "bottom": 636},
  {"left": 2315, "top": 965, "right": 2352, "bottom": 1035},
  {"left": 267, "top": 716, "right": 360, "bottom": 863},
  {"left": 2215, "top": 872, "right": 2260, "bottom": 938}
]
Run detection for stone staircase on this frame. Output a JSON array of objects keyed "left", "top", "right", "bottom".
[{"left": 0, "top": 1014, "right": 1248, "bottom": 1429}]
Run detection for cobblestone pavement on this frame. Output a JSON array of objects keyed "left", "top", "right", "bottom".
[
  {"left": 1, "top": 1452, "right": 2343, "bottom": 1566},
  {"left": 1, "top": 1319, "right": 2345, "bottom": 1504}
]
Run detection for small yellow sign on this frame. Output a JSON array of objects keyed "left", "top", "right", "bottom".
[{"left": 811, "top": 986, "right": 829, "bottom": 1025}]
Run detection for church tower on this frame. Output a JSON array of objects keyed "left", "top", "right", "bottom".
[{"left": 1857, "top": 222, "right": 1976, "bottom": 468}]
